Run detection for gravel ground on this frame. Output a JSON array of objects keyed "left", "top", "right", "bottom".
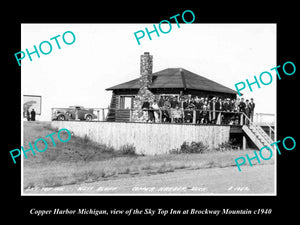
[{"left": 24, "top": 164, "right": 275, "bottom": 195}]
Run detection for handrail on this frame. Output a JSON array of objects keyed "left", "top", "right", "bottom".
[
  {"left": 257, "top": 120, "right": 275, "bottom": 134},
  {"left": 254, "top": 113, "right": 275, "bottom": 133},
  {"left": 51, "top": 107, "right": 244, "bottom": 114},
  {"left": 119, "top": 108, "right": 242, "bottom": 125},
  {"left": 255, "top": 112, "right": 275, "bottom": 116},
  {"left": 50, "top": 107, "right": 274, "bottom": 138},
  {"left": 241, "top": 112, "right": 274, "bottom": 142},
  {"left": 51, "top": 107, "right": 243, "bottom": 124}
]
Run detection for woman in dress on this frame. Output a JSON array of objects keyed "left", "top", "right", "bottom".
[{"left": 152, "top": 100, "right": 160, "bottom": 123}]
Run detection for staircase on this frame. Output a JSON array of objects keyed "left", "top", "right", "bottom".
[
  {"left": 241, "top": 113, "right": 274, "bottom": 150},
  {"left": 106, "top": 93, "right": 118, "bottom": 121}
]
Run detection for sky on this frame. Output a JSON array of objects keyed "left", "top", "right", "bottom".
[{"left": 21, "top": 23, "right": 276, "bottom": 121}]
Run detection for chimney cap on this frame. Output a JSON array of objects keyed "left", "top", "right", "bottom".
[{"left": 144, "top": 52, "right": 150, "bottom": 55}]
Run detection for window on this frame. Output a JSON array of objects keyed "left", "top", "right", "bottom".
[{"left": 119, "top": 96, "right": 134, "bottom": 109}]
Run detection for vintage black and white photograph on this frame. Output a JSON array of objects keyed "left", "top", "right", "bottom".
[
  {"left": 23, "top": 95, "right": 42, "bottom": 120},
  {"left": 20, "top": 23, "right": 276, "bottom": 196}
]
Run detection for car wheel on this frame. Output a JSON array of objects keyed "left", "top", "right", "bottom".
[
  {"left": 85, "top": 115, "right": 92, "bottom": 121},
  {"left": 58, "top": 115, "right": 66, "bottom": 121}
]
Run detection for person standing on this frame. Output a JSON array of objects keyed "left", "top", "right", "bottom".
[
  {"left": 26, "top": 109, "right": 31, "bottom": 121},
  {"left": 215, "top": 98, "right": 223, "bottom": 125},
  {"left": 170, "top": 96, "right": 179, "bottom": 109},
  {"left": 235, "top": 97, "right": 240, "bottom": 112},
  {"left": 249, "top": 98, "right": 255, "bottom": 122},
  {"left": 194, "top": 97, "right": 202, "bottom": 124},
  {"left": 245, "top": 99, "right": 251, "bottom": 125},
  {"left": 239, "top": 98, "right": 246, "bottom": 125},
  {"left": 30, "top": 109, "right": 36, "bottom": 121},
  {"left": 201, "top": 101, "right": 208, "bottom": 124},
  {"left": 163, "top": 97, "right": 171, "bottom": 122},
  {"left": 209, "top": 97, "right": 216, "bottom": 124},
  {"left": 158, "top": 95, "right": 165, "bottom": 108},
  {"left": 222, "top": 98, "right": 229, "bottom": 124},
  {"left": 152, "top": 100, "right": 160, "bottom": 122},
  {"left": 170, "top": 96, "right": 178, "bottom": 123},
  {"left": 141, "top": 98, "right": 150, "bottom": 122}
]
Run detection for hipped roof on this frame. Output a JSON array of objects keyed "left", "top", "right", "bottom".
[{"left": 106, "top": 68, "right": 237, "bottom": 95}]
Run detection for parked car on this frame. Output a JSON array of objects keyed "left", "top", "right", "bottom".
[{"left": 52, "top": 106, "right": 97, "bottom": 121}]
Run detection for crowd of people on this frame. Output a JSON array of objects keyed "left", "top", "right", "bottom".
[{"left": 141, "top": 95, "right": 255, "bottom": 125}]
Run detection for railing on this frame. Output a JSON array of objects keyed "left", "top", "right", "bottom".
[
  {"left": 253, "top": 113, "right": 275, "bottom": 139},
  {"left": 254, "top": 113, "right": 275, "bottom": 126},
  {"left": 51, "top": 107, "right": 274, "bottom": 138},
  {"left": 51, "top": 107, "right": 247, "bottom": 125},
  {"left": 241, "top": 112, "right": 275, "bottom": 142},
  {"left": 128, "top": 108, "right": 245, "bottom": 125}
]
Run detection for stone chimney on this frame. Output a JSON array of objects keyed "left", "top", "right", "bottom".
[
  {"left": 131, "top": 52, "right": 155, "bottom": 122},
  {"left": 139, "top": 52, "right": 154, "bottom": 99},
  {"left": 140, "top": 52, "right": 153, "bottom": 86}
]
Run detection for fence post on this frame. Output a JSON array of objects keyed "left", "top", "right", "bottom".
[
  {"left": 159, "top": 109, "right": 162, "bottom": 123},
  {"left": 242, "top": 135, "right": 246, "bottom": 150},
  {"left": 102, "top": 109, "right": 105, "bottom": 121},
  {"left": 193, "top": 110, "right": 196, "bottom": 124},
  {"left": 129, "top": 109, "right": 132, "bottom": 122},
  {"left": 240, "top": 113, "right": 244, "bottom": 125},
  {"left": 96, "top": 110, "right": 99, "bottom": 121}
]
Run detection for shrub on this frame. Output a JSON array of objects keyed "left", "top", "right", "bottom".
[
  {"left": 215, "top": 139, "right": 240, "bottom": 151},
  {"left": 119, "top": 144, "right": 136, "bottom": 155},
  {"left": 170, "top": 141, "right": 209, "bottom": 154}
]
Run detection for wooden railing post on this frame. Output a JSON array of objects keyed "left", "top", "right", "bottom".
[
  {"left": 96, "top": 110, "right": 99, "bottom": 121},
  {"left": 240, "top": 113, "right": 244, "bottom": 125},
  {"left": 159, "top": 109, "right": 162, "bottom": 123},
  {"left": 193, "top": 110, "right": 196, "bottom": 124},
  {"left": 102, "top": 109, "right": 105, "bottom": 121}
]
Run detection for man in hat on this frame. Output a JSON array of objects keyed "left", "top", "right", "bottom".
[
  {"left": 194, "top": 96, "right": 202, "bottom": 124},
  {"left": 158, "top": 95, "right": 165, "bottom": 108},
  {"left": 209, "top": 97, "right": 216, "bottom": 124},
  {"left": 30, "top": 108, "right": 36, "bottom": 121},
  {"left": 222, "top": 98, "right": 230, "bottom": 124},
  {"left": 170, "top": 96, "right": 179, "bottom": 109},
  {"left": 245, "top": 99, "right": 251, "bottom": 125},
  {"left": 215, "top": 97, "right": 223, "bottom": 124},
  {"left": 239, "top": 98, "right": 246, "bottom": 125},
  {"left": 249, "top": 98, "right": 255, "bottom": 122}
]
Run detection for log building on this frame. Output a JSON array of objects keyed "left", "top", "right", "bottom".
[{"left": 106, "top": 52, "right": 237, "bottom": 122}]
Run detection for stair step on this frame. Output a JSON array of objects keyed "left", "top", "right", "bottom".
[{"left": 242, "top": 125, "right": 273, "bottom": 150}]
